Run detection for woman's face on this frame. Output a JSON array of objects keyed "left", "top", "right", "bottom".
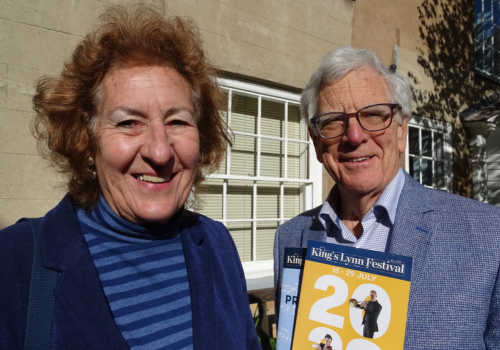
[{"left": 95, "top": 65, "right": 199, "bottom": 225}]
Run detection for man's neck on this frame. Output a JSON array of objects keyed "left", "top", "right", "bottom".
[{"left": 329, "top": 186, "right": 384, "bottom": 239}]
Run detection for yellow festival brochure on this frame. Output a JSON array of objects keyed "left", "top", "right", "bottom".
[{"left": 291, "top": 240, "right": 413, "bottom": 350}]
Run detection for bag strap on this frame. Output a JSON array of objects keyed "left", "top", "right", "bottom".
[{"left": 20, "top": 217, "right": 58, "bottom": 350}]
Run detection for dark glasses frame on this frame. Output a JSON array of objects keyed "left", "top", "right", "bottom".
[{"left": 310, "top": 103, "right": 401, "bottom": 139}]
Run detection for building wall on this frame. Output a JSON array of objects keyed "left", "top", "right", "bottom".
[
  {"left": 351, "top": 0, "right": 498, "bottom": 198},
  {"left": 0, "top": 0, "right": 355, "bottom": 229}
]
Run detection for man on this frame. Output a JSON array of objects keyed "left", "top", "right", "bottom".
[
  {"left": 274, "top": 46, "right": 500, "bottom": 349},
  {"left": 361, "top": 290, "right": 382, "bottom": 339}
]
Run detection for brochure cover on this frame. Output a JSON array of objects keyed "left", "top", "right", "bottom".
[
  {"left": 291, "top": 241, "right": 413, "bottom": 350},
  {"left": 276, "top": 248, "right": 306, "bottom": 350}
]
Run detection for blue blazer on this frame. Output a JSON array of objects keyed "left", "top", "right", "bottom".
[
  {"left": 274, "top": 172, "right": 500, "bottom": 350},
  {"left": 0, "top": 195, "right": 261, "bottom": 350}
]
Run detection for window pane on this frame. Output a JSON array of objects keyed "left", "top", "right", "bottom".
[
  {"left": 231, "top": 93, "right": 257, "bottom": 134},
  {"left": 214, "top": 151, "right": 227, "bottom": 175},
  {"left": 494, "top": 4, "right": 500, "bottom": 26},
  {"left": 421, "top": 159, "right": 433, "bottom": 186},
  {"left": 485, "top": 22, "right": 494, "bottom": 72},
  {"left": 261, "top": 99, "right": 285, "bottom": 138},
  {"left": 436, "top": 160, "right": 445, "bottom": 189},
  {"left": 261, "top": 139, "right": 284, "bottom": 177},
  {"left": 421, "top": 129, "right": 432, "bottom": 157},
  {"left": 220, "top": 91, "right": 229, "bottom": 123},
  {"left": 256, "top": 221, "right": 278, "bottom": 260},
  {"left": 474, "top": 13, "right": 484, "bottom": 32},
  {"left": 474, "top": 36, "right": 484, "bottom": 70},
  {"left": 408, "top": 127, "right": 420, "bottom": 155},
  {"left": 434, "top": 133, "right": 443, "bottom": 160},
  {"left": 486, "top": 46, "right": 494, "bottom": 73},
  {"left": 410, "top": 156, "right": 420, "bottom": 182},
  {"left": 288, "top": 141, "right": 308, "bottom": 179},
  {"left": 215, "top": 92, "right": 229, "bottom": 175},
  {"left": 226, "top": 180, "right": 253, "bottom": 220},
  {"left": 284, "top": 183, "right": 301, "bottom": 219},
  {"left": 475, "top": 19, "right": 484, "bottom": 42},
  {"left": 231, "top": 134, "right": 257, "bottom": 176},
  {"left": 257, "top": 181, "right": 280, "bottom": 219},
  {"left": 485, "top": 0, "right": 493, "bottom": 21},
  {"left": 288, "top": 104, "right": 301, "bottom": 140},
  {"left": 475, "top": 0, "right": 483, "bottom": 18},
  {"left": 227, "top": 221, "right": 252, "bottom": 262},
  {"left": 196, "top": 178, "right": 223, "bottom": 220}
]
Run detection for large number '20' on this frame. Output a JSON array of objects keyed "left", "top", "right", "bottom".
[{"left": 309, "top": 275, "right": 349, "bottom": 328}]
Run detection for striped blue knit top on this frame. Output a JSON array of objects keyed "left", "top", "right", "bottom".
[{"left": 76, "top": 196, "right": 193, "bottom": 350}]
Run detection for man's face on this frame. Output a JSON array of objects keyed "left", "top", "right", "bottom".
[
  {"left": 370, "top": 291, "right": 377, "bottom": 301},
  {"left": 325, "top": 338, "right": 332, "bottom": 347},
  {"left": 312, "top": 67, "right": 408, "bottom": 199}
]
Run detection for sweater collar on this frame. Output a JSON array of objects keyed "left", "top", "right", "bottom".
[{"left": 76, "top": 196, "right": 183, "bottom": 242}]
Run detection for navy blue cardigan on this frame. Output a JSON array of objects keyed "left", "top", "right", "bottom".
[{"left": 0, "top": 195, "right": 261, "bottom": 349}]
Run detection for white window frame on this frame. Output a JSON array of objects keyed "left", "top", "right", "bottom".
[
  {"left": 406, "top": 115, "right": 453, "bottom": 192},
  {"left": 204, "top": 78, "right": 323, "bottom": 278}
]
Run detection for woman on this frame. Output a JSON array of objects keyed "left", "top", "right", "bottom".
[
  {"left": 313, "top": 334, "right": 333, "bottom": 350},
  {"left": 0, "top": 4, "right": 260, "bottom": 350}
]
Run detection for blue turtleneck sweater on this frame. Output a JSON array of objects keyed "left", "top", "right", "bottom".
[{"left": 76, "top": 197, "right": 193, "bottom": 350}]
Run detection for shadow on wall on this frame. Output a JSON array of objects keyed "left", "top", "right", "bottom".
[{"left": 408, "top": 0, "right": 497, "bottom": 197}]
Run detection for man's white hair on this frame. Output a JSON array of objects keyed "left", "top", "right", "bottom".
[{"left": 301, "top": 46, "right": 412, "bottom": 128}]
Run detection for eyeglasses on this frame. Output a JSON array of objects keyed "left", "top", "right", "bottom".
[{"left": 310, "top": 103, "right": 401, "bottom": 139}]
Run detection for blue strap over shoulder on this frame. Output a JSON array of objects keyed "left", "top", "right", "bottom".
[{"left": 18, "top": 217, "right": 57, "bottom": 350}]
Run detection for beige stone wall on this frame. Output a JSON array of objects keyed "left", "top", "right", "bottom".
[
  {"left": 0, "top": 0, "right": 98, "bottom": 229},
  {"left": 0, "top": 0, "right": 354, "bottom": 228},
  {"left": 182, "top": 0, "right": 354, "bottom": 88}
]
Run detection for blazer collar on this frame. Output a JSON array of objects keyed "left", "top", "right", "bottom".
[
  {"left": 387, "top": 173, "right": 436, "bottom": 309},
  {"left": 39, "top": 195, "right": 129, "bottom": 349},
  {"left": 300, "top": 207, "right": 328, "bottom": 247},
  {"left": 180, "top": 214, "right": 215, "bottom": 350},
  {"left": 388, "top": 172, "right": 435, "bottom": 254}
]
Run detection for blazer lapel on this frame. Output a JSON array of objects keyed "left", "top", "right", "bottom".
[
  {"left": 40, "top": 196, "right": 129, "bottom": 350},
  {"left": 387, "top": 174, "right": 436, "bottom": 309},
  {"left": 181, "top": 218, "right": 216, "bottom": 350},
  {"left": 300, "top": 210, "right": 328, "bottom": 247}
]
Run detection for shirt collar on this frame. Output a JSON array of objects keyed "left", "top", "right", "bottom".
[
  {"left": 318, "top": 168, "right": 406, "bottom": 232},
  {"left": 375, "top": 168, "right": 405, "bottom": 225}
]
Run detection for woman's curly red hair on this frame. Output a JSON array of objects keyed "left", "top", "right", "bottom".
[{"left": 33, "top": 3, "right": 230, "bottom": 208}]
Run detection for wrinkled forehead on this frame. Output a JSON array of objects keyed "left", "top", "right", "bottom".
[{"left": 318, "top": 67, "right": 390, "bottom": 113}]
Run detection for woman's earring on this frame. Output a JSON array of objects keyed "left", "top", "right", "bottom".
[{"left": 88, "top": 157, "right": 97, "bottom": 180}]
